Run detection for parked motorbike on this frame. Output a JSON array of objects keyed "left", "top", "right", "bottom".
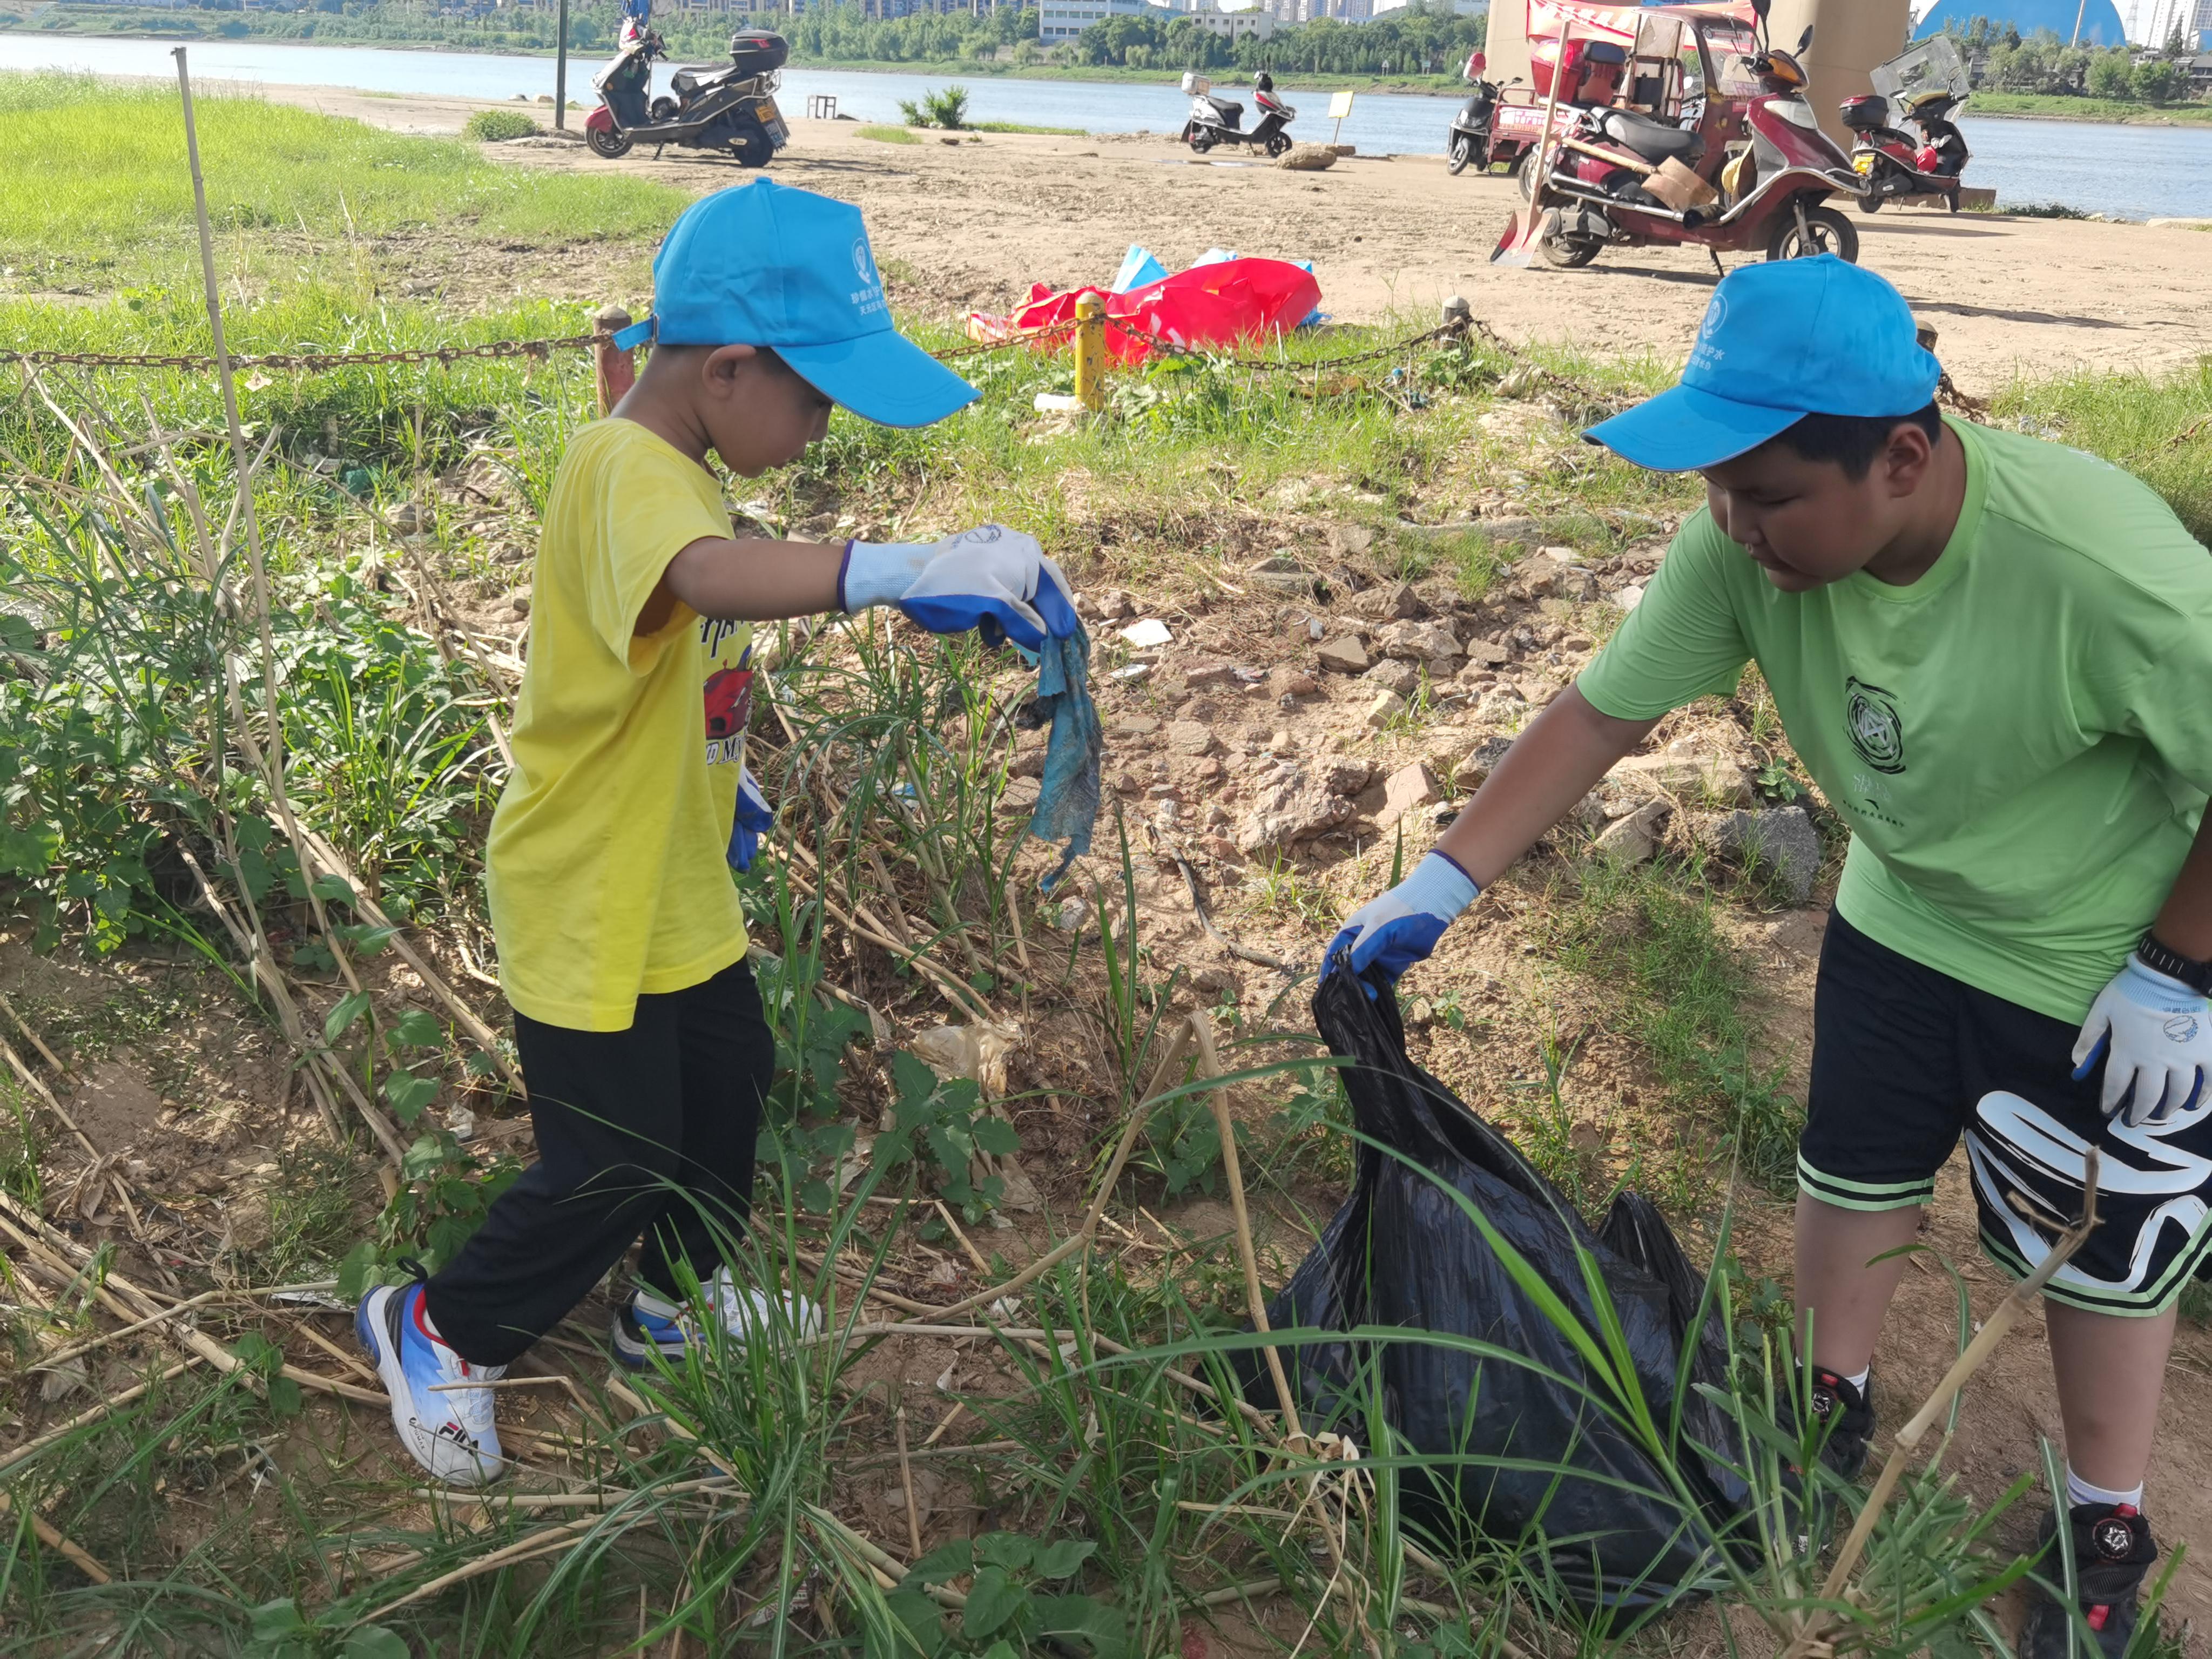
[
  {"left": 1502, "top": 0, "right": 1866, "bottom": 271},
  {"left": 1181, "top": 71, "right": 1297, "bottom": 158},
  {"left": 1843, "top": 87, "right": 1971, "bottom": 213},
  {"left": 584, "top": 24, "right": 790, "bottom": 166},
  {"left": 1446, "top": 41, "right": 1622, "bottom": 182}
]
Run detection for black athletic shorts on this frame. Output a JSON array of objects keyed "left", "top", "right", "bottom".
[{"left": 1798, "top": 912, "right": 2212, "bottom": 1318}]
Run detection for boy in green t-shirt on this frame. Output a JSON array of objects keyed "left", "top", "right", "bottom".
[
  {"left": 1328, "top": 257, "right": 2212, "bottom": 1655},
  {"left": 353, "top": 180, "right": 1077, "bottom": 1488}
]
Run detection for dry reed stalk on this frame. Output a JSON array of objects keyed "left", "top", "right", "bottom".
[
  {"left": 33, "top": 1279, "right": 340, "bottom": 1373},
  {"left": 0, "top": 1491, "right": 112, "bottom": 1584},
  {"left": 895, "top": 1405, "right": 924, "bottom": 1556},
  {"left": 0, "top": 993, "right": 68, "bottom": 1074},
  {"left": 0, "top": 1192, "right": 386, "bottom": 1407},
  {"left": 0, "top": 1361, "right": 200, "bottom": 1479}
]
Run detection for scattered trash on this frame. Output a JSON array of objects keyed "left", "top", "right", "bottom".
[
  {"left": 1118, "top": 618, "right": 1174, "bottom": 649},
  {"left": 1109, "top": 663, "right": 1152, "bottom": 683},
  {"left": 968, "top": 258, "right": 1321, "bottom": 365},
  {"left": 1240, "top": 965, "right": 1750, "bottom": 1614},
  {"left": 911, "top": 1021, "right": 1022, "bottom": 1097},
  {"left": 1032, "top": 392, "right": 1087, "bottom": 414}
]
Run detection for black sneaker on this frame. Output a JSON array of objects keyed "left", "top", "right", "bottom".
[
  {"left": 1798, "top": 1366, "right": 1876, "bottom": 1480},
  {"left": 2020, "top": 1502, "right": 2159, "bottom": 1659}
]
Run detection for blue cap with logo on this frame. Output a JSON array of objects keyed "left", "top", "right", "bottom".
[
  {"left": 1583, "top": 255, "right": 1940, "bottom": 471},
  {"left": 613, "top": 179, "right": 977, "bottom": 429}
]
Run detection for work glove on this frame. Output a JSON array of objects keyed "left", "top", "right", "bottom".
[
  {"left": 726, "top": 766, "right": 775, "bottom": 874},
  {"left": 2071, "top": 952, "right": 2212, "bottom": 1128},
  {"left": 1323, "top": 851, "right": 1480, "bottom": 993},
  {"left": 878, "top": 527, "right": 1079, "bottom": 653}
]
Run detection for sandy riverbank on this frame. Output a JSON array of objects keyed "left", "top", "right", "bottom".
[{"left": 239, "top": 80, "right": 2212, "bottom": 398}]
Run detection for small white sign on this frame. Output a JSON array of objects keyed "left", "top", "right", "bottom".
[{"left": 1327, "top": 90, "right": 1357, "bottom": 120}]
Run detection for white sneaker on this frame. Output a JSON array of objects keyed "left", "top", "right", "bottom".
[
  {"left": 355, "top": 1281, "right": 505, "bottom": 1486},
  {"left": 611, "top": 1268, "right": 823, "bottom": 1370}
]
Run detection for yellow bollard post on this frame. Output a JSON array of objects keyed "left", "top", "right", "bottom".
[{"left": 1073, "top": 292, "right": 1106, "bottom": 415}]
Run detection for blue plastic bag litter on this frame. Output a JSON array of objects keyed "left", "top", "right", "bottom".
[
  {"left": 1111, "top": 243, "right": 1168, "bottom": 294},
  {"left": 1025, "top": 624, "right": 1100, "bottom": 892}
]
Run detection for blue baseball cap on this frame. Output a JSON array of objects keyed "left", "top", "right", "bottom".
[
  {"left": 614, "top": 179, "right": 977, "bottom": 429},
  {"left": 1583, "top": 256, "right": 1940, "bottom": 471}
]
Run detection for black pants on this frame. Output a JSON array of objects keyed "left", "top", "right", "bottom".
[{"left": 425, "top": 959, "right": 773, "bottom": 1367}]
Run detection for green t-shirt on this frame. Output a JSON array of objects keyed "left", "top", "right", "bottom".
[{"left": 1577, "top": 417, "right": 2212, "bottom": 1023}]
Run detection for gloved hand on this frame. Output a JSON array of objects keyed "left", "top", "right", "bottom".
[
  {"left": 1323, "top": 851, "right": 1480, "bottom": 992},
  {"left": 839, "top": 538, "right": 937, "bottom": 615},
  {"left": 726, "top": 766, "right": 775, "bottom": 874},
  {"left": 893, "top": 526, "right": 1079, "bottom": 652},
  {"left": 2071, "top": 953, "right": 2212, "bottom": 1127}
]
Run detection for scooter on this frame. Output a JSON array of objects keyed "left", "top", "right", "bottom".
[
  {"left": 1180, "top": 71, "right": 1297, "bottom": 158},
  {"left": 1842, "top": 87, "right": 1971, "bottom": 213},
  {"left": 1446, "top": 41, "right": 1621, "bottom": 181},
  {"left": 1446, "top": 55, "right": 1503, "bottom": 175},
  {"left": 1499, "top": 0, "right": 1866, "bottom": 271},
  {"left": 584, "top": 23, "right": 790, "bottom": 167}
]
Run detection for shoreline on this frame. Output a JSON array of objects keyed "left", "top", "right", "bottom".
[
  {"left": 0, "top": 23, "right": 1470, "bottom": 96},
  {"left": 6, "top": 27, "right": 2211, "bottom": 120}
]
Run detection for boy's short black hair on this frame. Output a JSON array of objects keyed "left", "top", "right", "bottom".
[{"left": 1769, "top": 403, "right": 1943, "bottom": 480}]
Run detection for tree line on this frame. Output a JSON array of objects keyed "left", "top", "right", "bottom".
[
  {"left": 1935, "top": 17, "right": 2203, "bottom": 105},
  {"left": 140, "top": 0, "right": 1485, "bottom": 79}
]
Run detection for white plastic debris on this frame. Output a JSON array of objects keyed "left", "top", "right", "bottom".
[
  {"left": 1118, "top": 618, "right": 1174, "bottom": 649},
  {"left": 910, "top": 1021, "right": 1022, "bottom": 1097}
]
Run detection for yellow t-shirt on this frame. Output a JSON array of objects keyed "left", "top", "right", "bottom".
[{"left": 486, "top": 419, "right": 754, "bottom": 1031}]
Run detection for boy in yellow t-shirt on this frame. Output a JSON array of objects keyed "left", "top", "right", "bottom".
[{"left": 355, "top": 180, "right": 1078, "bottom": 1487}]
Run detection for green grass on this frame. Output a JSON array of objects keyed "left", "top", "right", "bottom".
[
  {"left": 460, "top": 107, "right": 541, "bottom": 143},
  {"left": 970, "top": 120, "right": 1089, "bottom": 136},
  {"left": 1968, "top": 90, "right": 2212, "bottom": 126},
  {"left": 0, "top": 72, "right": 685, "bottom": 273},
  {"left": 1536, "top": 854, "right": 1803, "bottom": 1198},
  {"left": 1994, "top": 358, "right": 2212, "bottom": 544},
  {"left": 857, "top": 122, "right": 923, "bottom": 144}
]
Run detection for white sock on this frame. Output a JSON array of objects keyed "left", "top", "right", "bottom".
[
  {"left": 2066, "top": 1465, "right": 2145, "bottom": 1511},
  {"left": 1842, "top": 1365, "right": 1871, "bottom": 1394}
]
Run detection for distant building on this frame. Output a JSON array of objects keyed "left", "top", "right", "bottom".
[
  {"left": 1038, "top": 0, "right": 1152, "bottom": 38},
  {"left": 1160, "top": 0, "right": 1279, "bottom": 35},
  {"left": 2192, "top": 0, "right": 2212, "bottom": 47}
]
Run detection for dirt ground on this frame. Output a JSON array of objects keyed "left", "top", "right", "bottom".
[{"left": 250, "top": 80, "right": 2212, "bottom": 397}]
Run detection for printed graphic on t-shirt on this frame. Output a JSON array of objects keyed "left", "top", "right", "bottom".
[
  {"left": 1845, "top": 676, "right": 1906, "bottom": 775},
  {"left": 700, "top": 618, "right": 753, "bottom": 766}
]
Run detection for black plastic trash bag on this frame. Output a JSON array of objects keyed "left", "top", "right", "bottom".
[{"left": 1241, "top": 963, "right": 1751, "bottom": 1615}]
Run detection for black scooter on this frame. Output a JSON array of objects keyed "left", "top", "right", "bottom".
[
  {"left": 584, "top": 24, "right": 790, "bottom": 167},
  {"left": 1180, "top": 71, "right": 1297, "bottom": 158},
  {"left": 1446, "top": 52, "right": 1501, "bottom": 176}
]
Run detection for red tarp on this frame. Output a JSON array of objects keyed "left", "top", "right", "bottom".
[{"left": 966, "top": 257, "right": 1322, "bottom": 363}]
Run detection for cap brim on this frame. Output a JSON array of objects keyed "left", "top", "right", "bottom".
[
  {"left": 779, "top": 331, "right": 978, "bottom": 429},
  {"left": 1583, "top": 381, "right": 1802, "bottom": 472}
]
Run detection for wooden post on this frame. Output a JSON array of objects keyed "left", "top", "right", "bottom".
[
  {"left": 1072, "top": 292, "right": 1105, "bottom": 415},
  {"left": 594, "top": 304, "right": 636, "bottom": 415}
]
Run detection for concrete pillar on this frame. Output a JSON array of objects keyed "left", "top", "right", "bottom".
[{"left": 1766, "top": 0, "right": 1914, "bottom": 144}]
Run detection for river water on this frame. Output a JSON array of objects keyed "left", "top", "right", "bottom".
[{"left": 3, "top": 31, "right": 2208, "bottom": 220}]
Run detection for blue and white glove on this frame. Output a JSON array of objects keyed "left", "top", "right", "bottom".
[
  {"left": 2071, "top": 952, "right": 2212, "bottom": 1127},
  {"left": 1324, "top": 851, "right": 1480, "bottom": 993},
  {"left": 839, "top": 538, "right": 937, "bottom": 614},
  {"left": 726, "top": 766, "right": 775, "bottom": 874},
  {"left": 853, "top": 526, "right": 1076, "bottom": 653}
]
